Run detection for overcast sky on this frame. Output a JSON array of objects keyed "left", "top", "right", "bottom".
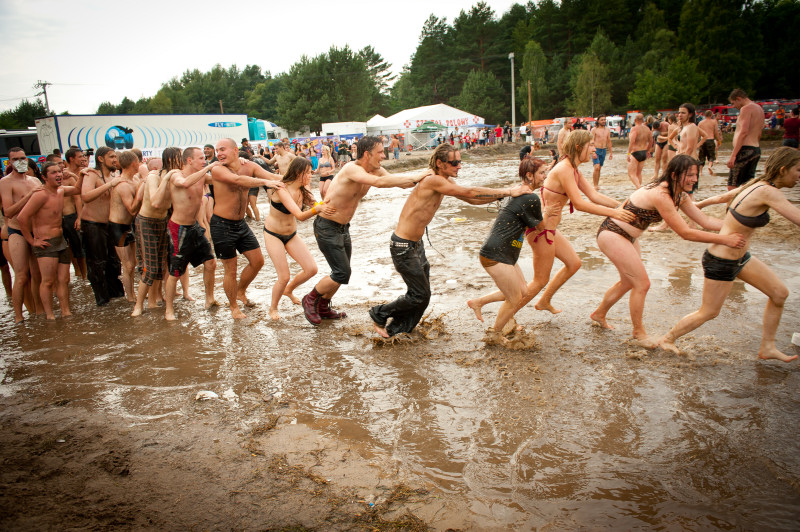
[{"left": 0, "top": 0, "right": 519, "bottom": 116}]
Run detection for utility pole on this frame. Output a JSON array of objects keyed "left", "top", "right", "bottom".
[
  {"left": 219, "top": 100, "right": 224, "bottom": 114},
  {"left": 527, "top": 80, "right": 532, "bottom": 124},
  {"left": 508, "top": 53, "right": 515, "bottom": 137},
  {"left": 34, "top": 80, "right": 52, "bottom": 114}
]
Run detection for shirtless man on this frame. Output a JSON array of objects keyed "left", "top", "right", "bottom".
[
  {"left": 390, "top": 135, "right": 400, "bottom": 159},
  {"left": 0, "top": 148, "right": 44, "bottom": 321},
  {"left": 652, "top": 116, "right": 671, "bottom": 179},
  {"left": 80, "top": 147, "right": 125, "bottom": 306},
  {"left": 300, "top": 135, "right": 429, "bottom": 325},
  {"left": 210, "top": 138, "right": 283, "bottom": 319},
  {"left": 109, "top": 151, "right": 144, "bottom": 301},
  {"left": 17, "top": 162, "right": 84, "bottom": 319},
  {"left": 698, "top": 110, "right": 722, "bottom": 176},
  {"left": 62, "top": 148, "right": 87, "bottom": 278},
  {"left": 727, "top": 88, "right": 764, "bottom": 191},
  {"left": 368, "top": 144, "right": 531, "bottom": 338},
  {"left": 265, "top": 142, "right": 296, "bottom": 175},
  {"left": 626, "top": 114, "right": 653, "bottom": 188},
  {"left": 557, "top": 118, "right": 574, "bottom": 158},
  {"left": 163, "top": 147, "right": 221, "bottom": 320},
  {"left": 590, "top": 115, "right": 613, "bottom": 189},
  {"left": 130, "top": 148, "right": 178, "bottom": 317}
]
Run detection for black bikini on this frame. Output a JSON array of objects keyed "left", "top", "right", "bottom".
[
  {"left": 270, "top": 198, "right": 291, "bottom": 215},
  {"left": 263, "top": 227, "right": 296, "bottom": 245},
  {"left": 728, "top": 184, "right": 771, "bottom": 228},
  {"left": 597, "top": 199, "right": 663, "bottom": 244}
]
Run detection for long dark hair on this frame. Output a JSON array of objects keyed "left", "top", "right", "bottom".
[
  {"left": 281, "top": 157, "right": 314, "bottom": 208},
  {"left": 645, "top": 154, "right": 698, "bottom": 206},
  {"left": 160, "top": 147, "right": 183, "bottom": 174}
]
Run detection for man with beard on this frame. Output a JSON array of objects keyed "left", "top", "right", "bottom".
[{"left": 80, "top": 146, "right": 125, "bottom": 305}]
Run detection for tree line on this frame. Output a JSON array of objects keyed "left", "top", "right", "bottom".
[{"left": 3, "top": 1, "right": 797, "bottom": 132}]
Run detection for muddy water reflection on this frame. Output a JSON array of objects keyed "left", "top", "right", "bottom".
[{"left": 1, "top": 145, "right": 799, "bottom": 528}]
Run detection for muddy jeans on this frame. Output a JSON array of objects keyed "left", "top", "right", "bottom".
[
  {"left": 81, "top": 220, "right": 125, "bottom": 306},
  {"left": 369, "top": 234, "right": 430, "bottom": 337}
]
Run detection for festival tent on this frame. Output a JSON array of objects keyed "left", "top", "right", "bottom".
[
  {"left": 366, "top": 104, "right": 484, "bottom": 136},
  {"left": 408, "top": 121, "right": 448, "bottom": 150}
]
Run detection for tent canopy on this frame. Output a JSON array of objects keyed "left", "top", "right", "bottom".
[
  {"left": 412, "top": 121, "right": 448, "bottom": 133},
  {"left": 367, "top": 103, "right": 484, "bottom": 133}
]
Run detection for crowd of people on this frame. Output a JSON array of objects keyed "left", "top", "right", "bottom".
[{"left": 1, "top": 88, "right": 798, "bottom": 362}]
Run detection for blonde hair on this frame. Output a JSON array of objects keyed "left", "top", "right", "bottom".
[
  {"left": 561, "top": 130, "right": 591, "bottom": 167},
  {"left": 760, "top": 147, "right": 800, "bottom": 185}
]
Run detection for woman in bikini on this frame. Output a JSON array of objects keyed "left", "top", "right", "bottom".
[
  {"left": 468, "top": 130, "right": 636, "bottom": 323},
  {"left": 263, "top": 157, "right": 334, "bottom": 320},
  {"left": 472, "top": 156, "right": 547, "bottom": 341},
  {"left": 658, "top": 147, "right": 800, "bottom": 362},
  {"left": 316, "top": 145, "right": 336, "bottom": 199},
  {"left": 590, "top": 155, "right": 746, "bottom": 346}
]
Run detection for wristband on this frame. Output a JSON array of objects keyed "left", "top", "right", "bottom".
[{"left": 311, "top": 206, "right": 317, "bottom": 214}]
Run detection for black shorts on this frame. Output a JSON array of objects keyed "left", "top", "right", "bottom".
[
  {"left": 62, "top": 213, "right": 84, "bottom": 258},
  {"left": 702, "top": 250, "right": 751, "bottom": 282},
  {"left": 209, "top": 214, "right": 259, "bottom": 260},
  {"left": 167, "top": 220, "right": 214, "bottom": 276},
  {"left": 728, "top": 146, "right": 761, "bottom": 187},
  {"left": 248, "top": 187, "right": 260, "bottom": 197},
  {"left": 109, "top": 222, "right": 134, "bottom": 248},
  {"left": 698, "top": 139, "right": 716, "bottom": 165},
  {"left": 313, "top": 216, "right": 351, "bottom": 284}
]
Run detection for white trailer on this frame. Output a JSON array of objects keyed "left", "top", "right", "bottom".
[
  {"left": 35, "top": 114, "right": 250, "bottom": 158},
  {"left": 320, "top": 122, "right": 367, "bottom": 137}
]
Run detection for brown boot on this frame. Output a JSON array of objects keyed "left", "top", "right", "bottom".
[
  {"left": 301, "top": 288, "right": 322, "bottom": 325},
  {"left": 318, "top": 297, "right": 347, "bottom": 319}
]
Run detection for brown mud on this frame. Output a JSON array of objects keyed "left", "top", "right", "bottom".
[{"left": 1, "top": 140, "right": 799, "bottom": 530}]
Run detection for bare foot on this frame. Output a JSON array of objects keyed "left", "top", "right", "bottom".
[
  {"left": 648, "top": 221, "right": 669, "bottom": 233},
  {"left": 590, "top": 311, "right": 615, "bottom": 329},
  {"left": 269, "top": 308, "right": 281, "bottom": 320},
  {"left": 182, "top": 293, "right": 196, "bottom": 301},
  {"left": 484, "top": 327, "right": 509, "bottom": 346},
  {"left": 657, "top": 339, "right": 681, "bottom": 355},
  {"left": 230, "top": 307, "right": 247, "bottom": 319},
  {"left": 126, "top": 297, "right": 136, "bottom": 303},
  {"left": 758, "top": 347, "right": 798, "bottom": 363},
  {"left": 631, "top": 335, "right": 658, "bottom": 349},
  {"left": 283, "top": 291, "right": 301, "bottom": 305},
  {"left": 535, "top": 301, "right": 562, "bottom": 314},
  {"left": 373, "top": 323, "right": 390, "bottom": 338},
  {"left": 61, "top": 310, "right": 72, "bottom": 317},
  {"left": 131, "top": 305, "right": 143, "bottom": 317},
  {"left": 237, "top": 293, "right": 256, "bottom": 308},
  {"left": 466, "top": 299, "right": 484, "bottom": 322},
  {"left": 204, "top": 299, "right": 219, "bottom": 310},
  {"left": 165, "top": 310, "right": 176, "bottom": 321},
  {"left": 45, "top": 314, "right": 55, "bottom": 320}
]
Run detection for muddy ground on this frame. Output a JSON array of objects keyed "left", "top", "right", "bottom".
[{"left": 1, "top": 141, "right": 799, "bottom": 530}]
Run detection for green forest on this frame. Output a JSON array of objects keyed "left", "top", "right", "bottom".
[{"left": 3, "top": 0, "right": 797, "bottom": 131}]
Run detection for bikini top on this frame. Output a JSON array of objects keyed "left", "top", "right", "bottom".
[
  {"left": 728, "top": 184, "right": 771, "bottom": 228},
  {"left": 318, "top": 161, "right": 333, "bottom": 169},
  {"left": 541, "top": 167, "right": 580, "bottom": 214},
  {"left": 622, "top": 199, "right": 662, "bottom": 230},
  {"left": 270, "top": 199, "right": 291, "bottom": 215}
]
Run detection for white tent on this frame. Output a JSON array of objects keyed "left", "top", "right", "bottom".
[{"left": 366, "top": 104, "right": 484, "bottom": 135}]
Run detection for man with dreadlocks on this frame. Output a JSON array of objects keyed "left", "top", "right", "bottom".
[
  {"left": 131, "top": 147, "right": 181, "bottom": 316},
  {"left": 368, "top": 143, "right": 532, "bottom": 338},
  {"left": 80, "top": 146, "right": 125, "bottom": 306}
]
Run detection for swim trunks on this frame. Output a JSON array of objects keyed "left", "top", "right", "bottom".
[
  {"left": 248, "top": 187, "right": 259, "bottom": 197},
  {"left": 631, "top": 150, "right": 647, "bottom": 163},
  {"left": 698, "top": 139, "right": 716, "bottom": 165},
  {"left": 209, "top": 214, "right": 259, "bottom": 260},
  {"left": 135, "top": 214, "right": 169, "bottom": 286},
  {"left": 592, "top": 148, "right": 607, "bottom": 167},
  {"left": 656, "top": 140, "right": 667, "bottom": 149},
  {"left": 728, "top": 146, "right": 761, "bottom": 187},
  {"left": 32, "top": 235, "right": 71, "bottom": 264},
  {"left": 108, "top": 221, "right": 134, "bottom": 248},
  {"left": 313, "top": 216, "right": 352, "bottom": 284},
  {"left": 167, "top": 220, "right": 214, "bottom": 277},
  {"left": 62, "top": 212, "right": 84, "bottom": 258},
  {"left": 702, "top": 250, "right": 752, "bottom": 282}
]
